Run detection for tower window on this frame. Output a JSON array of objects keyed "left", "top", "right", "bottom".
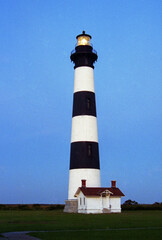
[
  {"left": 86, "top": 98, "right": 91, "bottom": 110},
  {"left": 88, "top": 144, "right": 92, "bottom": 157}
]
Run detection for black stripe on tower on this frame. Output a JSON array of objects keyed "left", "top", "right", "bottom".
[
  {"left": 71, "top": 45, "right": 97, "bottom": 69},
  {"left": 73, "top": 91, "right": 97, "bottom": 117},
  {"left": 70, "top": 142, "right": 100, "bottom": 169}
]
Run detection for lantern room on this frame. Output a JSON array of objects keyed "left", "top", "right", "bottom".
[{"left": 76, "top": 31, "right": 91, "bottom": 46}]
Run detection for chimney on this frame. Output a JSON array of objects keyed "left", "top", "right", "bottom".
[
  {"left": 81, "top": 179, "right": 86, "bottom": 188},
  {"left": 111, "top": 180, "right": 116, "bottom": 188}
]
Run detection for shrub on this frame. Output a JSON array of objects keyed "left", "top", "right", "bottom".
[
  {"left": 123, "top": 199, "right": 138, "bottom": 205},
  {"left": 32, "top": 204, "right": 41, "bottom": 210},
  {"left": 47, "top": 204, "right": 65, "bottom": 210},
  {"left": 17, "top": 205, "right": 31, "bottom": 210},
  {"left": 122, "top": 203, "right": 162, "bottom": 211}
]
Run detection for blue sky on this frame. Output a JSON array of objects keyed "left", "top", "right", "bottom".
[{"left": 0, "top": 0, "right": 161, "bottom": 204}]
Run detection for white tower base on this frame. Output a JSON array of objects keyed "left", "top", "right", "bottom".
[{"left": 68, "top": 169, "right": 101, "bottom": 200}]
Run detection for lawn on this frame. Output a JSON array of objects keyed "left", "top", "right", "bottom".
[
  {"left": 0, "top": 210, "right": 161, "bottom": 239},
  {"left": 30, "top": 228, "right": 162, "bottom": 240}
]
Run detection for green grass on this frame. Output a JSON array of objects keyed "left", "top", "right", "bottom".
[
  {"left": 29, "top": 228, "right": 162, "bottom": 240},
  {"left": 0, "top": 210, "right": 161, "bottom": 239}
]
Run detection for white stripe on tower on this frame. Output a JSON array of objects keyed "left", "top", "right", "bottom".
[
  {"left": 68, "top": 31, "right": 101, "bottom": 200},
  {"left": 74, "top": 67, "right": 95, "bottom": 93},
  {"left": 71, "top": 115, "right": 98, "bottom": 143}
]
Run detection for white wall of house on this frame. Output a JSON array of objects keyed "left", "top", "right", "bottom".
[
  {"left": 78, "top": 191, "right": 87, "bottom": 214},
  {"left": 86, "top": 197, "right": 102, "bottom": 214},
  {"left": 77, "top": 192, "right": 122, "bottom": 214},
  {"left": 77, "top": 192, "right": 103, "bottom": 214},
  {"left": 109, "top": 197, "right": 121, "bottom": 213}
]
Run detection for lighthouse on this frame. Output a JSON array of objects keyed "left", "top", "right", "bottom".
[
  {"left": 64, "top": 31, "right": 125, "bottom": 213},
  {"left": 64, "top": 31, "right": 101, "bottom": 212}
]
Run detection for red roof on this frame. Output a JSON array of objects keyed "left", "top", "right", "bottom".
[{"left": 75, "top": 187, "right": 124, "bottom": 197}]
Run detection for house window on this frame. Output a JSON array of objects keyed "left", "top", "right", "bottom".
[
  {"left": 84, "top": 197, "right": 85, "bottom": 205},
  {"left": 88, "top": 144, "right": 92, "bottom": 157},
  {"left": 80, "top": 197, "right": 82, "bottom": 205},
  {"left": 102, "top": 193, "right": 106, "bottom": 197}
]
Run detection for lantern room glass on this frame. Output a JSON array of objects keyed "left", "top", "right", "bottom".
[{"left": 77, "top": 36, "right": 91, "bottom": 46}]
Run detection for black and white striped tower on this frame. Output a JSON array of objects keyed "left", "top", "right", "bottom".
[{"left": 68, "top": 31, "right": 101, "bottom": 201}]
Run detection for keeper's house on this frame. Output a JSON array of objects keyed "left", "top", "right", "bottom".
[{"left": 74, "top": 180, "right": 124, "bottom": 214}]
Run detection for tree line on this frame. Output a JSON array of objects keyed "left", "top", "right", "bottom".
[{"left": 122, "top": 199, "right": 162, "bottom": 210}]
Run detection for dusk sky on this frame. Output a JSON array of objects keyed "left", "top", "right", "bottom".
[{"left": 0, "top": 0, "right": 161, "bottom": 204}]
